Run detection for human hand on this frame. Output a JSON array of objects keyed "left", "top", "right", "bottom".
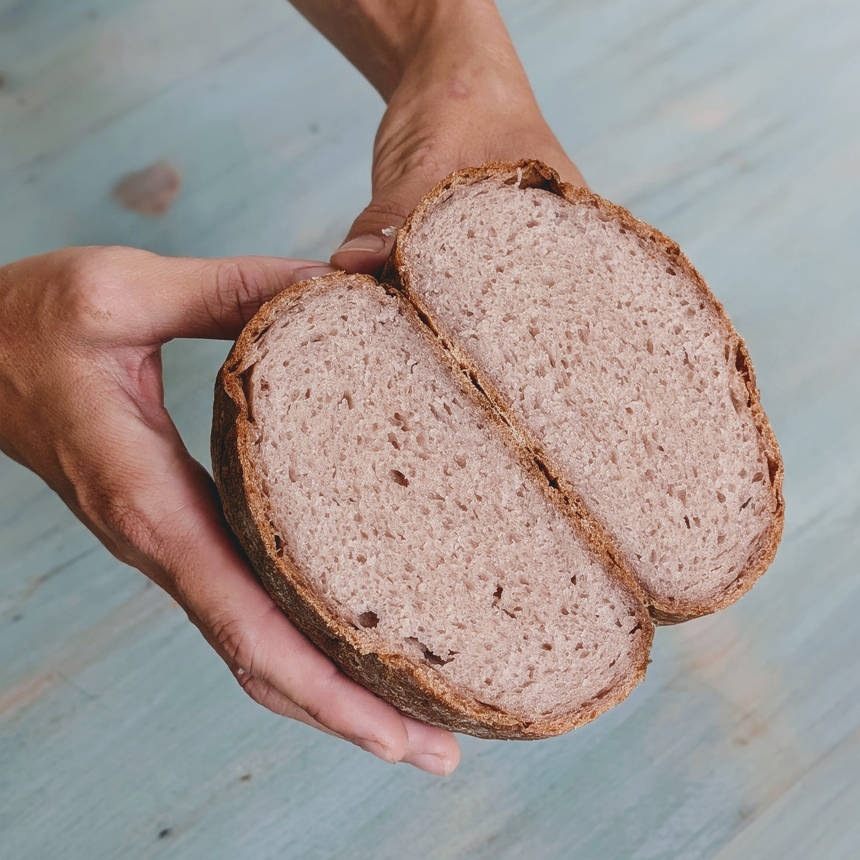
[
  {"left": 321, "top": 0, "right": 587, "bottom": 274},
  {"left": 0, "top": 247, "right": 460, "bottom": 775}
]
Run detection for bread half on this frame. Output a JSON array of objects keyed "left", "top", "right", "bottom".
[
  {"left": 387, "top": 161, "right": 784, "bottom": 622},
  {"left": 213, "top": 274, "right": 653, "bottom": 739}
]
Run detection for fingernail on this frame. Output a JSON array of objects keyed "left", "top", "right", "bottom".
[
  {"left": 334, "top": 234, "right": 387, "bottom": 256},
  {"left": 404, "top": 753, "right": 454, "bottom": 777},
  {"left": 294, "top": 265, "right": 337, "bottom": 281}
]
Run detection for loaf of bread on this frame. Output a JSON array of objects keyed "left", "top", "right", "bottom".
[{"left": 212, "top": 160, "right": 783, "bottom": 739}]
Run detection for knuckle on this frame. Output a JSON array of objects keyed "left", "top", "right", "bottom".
[
  {"left": 210, "top": 611, "right": 265, "bottom": 676},
  {"left": 207, "top": 260, "right": 260, "bottom": 329},
  {"left": 372, "top": 129, "right": 450, "bottom": 193},
  {"left": 61, "top": 247, "right": 133, "bottom": 333},
  {"left": 76, "top": 478, "right": 162, "bottom": 568},
  {"left": 360, "top": 199, "right": 412, "bottom": 227},
  {"left": 239, "top": 674, "right": 282, "bottom": 714}
]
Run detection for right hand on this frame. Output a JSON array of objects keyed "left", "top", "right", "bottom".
[{"left": 0, "top": 246, "right": 461, "bottom": 776}]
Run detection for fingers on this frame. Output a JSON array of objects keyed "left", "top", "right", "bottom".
[
  {"left": 66, "top": 404, "right": 459, "bottom": 775},
  {"left": 132, "top": 253, "right": 337, "bottom": 341},
  {"left": 330, "top": 195, "right": 417, "bottom": 275},
  {"left": 176, "top": 476, "right": 460, "bottom": 774},
  {"left": 402, "top": 715, "right": 462, "bottom": 776},
  {"left": 198, "top": 563, "right": 460, "bottom": 774},
  {"left": 230, "top": 667, "right": 459, "bottom": 775},
  {"left": 52, "top": 247, "right": 336, "bottom": 344},
  {"left": 233, "top": 673, "right": 348, "bottom": 740}
]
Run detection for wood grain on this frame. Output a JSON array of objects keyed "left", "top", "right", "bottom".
[{"left": 1, "top": 0, "right": 858, "bottom": 857}]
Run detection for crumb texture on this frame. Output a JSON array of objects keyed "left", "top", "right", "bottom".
[
  {"left": 242, "top": 280, "right": 645, "bottom": 720},
  {"left": 402, "top": 182, "right": 779, "bottom": 610}
]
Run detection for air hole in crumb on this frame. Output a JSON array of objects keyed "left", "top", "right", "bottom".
[
  {"left": 684, "top": 516, "right": 691, "bottom": 529},
  {"left": 390, "top": 469, "right": 409, "bottom": 487},
  {"left": 740, "top": 497, "right": 752, "bottom": 510},
  {"left": 407, "top": 637, "right": 455, "bottom": 666},
  {"left": 240, "top": 371, "right": 255, "bottom": 421},
  {"left": 666, "top": 267, "right": 676, "bottom": 276},
  {"left": 273, "top": 534, "right": 284, "bottom": 556},
  {"left": 341, "top": 391, "right": 353, "bottom": 409},
  {"left": 541, "top": 643, "right": 553, "bottom": 651},
  {"left": 717, "top": 491, "right": 726, "bottom": 503},
  {"left": 358, "top": 611, "right": 379, "bottom": 628},
  {"left": 571, "top": 575, "right": 577, "bottom": 585}
]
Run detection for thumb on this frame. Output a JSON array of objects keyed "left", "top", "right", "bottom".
[
  {"left": 331, "top": 177, "right": 433, "bottom": 275},
  {"left": 119, "top": 250, "right": 336, "bottom": 342}
]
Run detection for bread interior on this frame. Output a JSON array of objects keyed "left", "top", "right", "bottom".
[
  {"left": 400, "top": 180, "right": 780, "bottom": 613},
  {"left": 242, "top": 277, "right": 648, "bottom": 720}
]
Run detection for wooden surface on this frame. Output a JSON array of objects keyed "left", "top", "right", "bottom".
[{"left": 1, "top": 0, "right": 858, "bottom": 857}]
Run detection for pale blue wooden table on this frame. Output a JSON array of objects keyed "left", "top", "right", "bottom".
[{"left": 2, "top": 1, "right": 859, "bottom": 858}]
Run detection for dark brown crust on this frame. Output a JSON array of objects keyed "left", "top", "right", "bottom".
[
  {"left": 384, "top": 159, "right": 785, "bottom": 624},
  {"left": 212, "top": 273, "right": 654, "bottom": 739}
]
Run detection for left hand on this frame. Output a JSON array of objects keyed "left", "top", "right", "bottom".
[{"left": 0, "top": 247, "right": 460, "bottom": 776}]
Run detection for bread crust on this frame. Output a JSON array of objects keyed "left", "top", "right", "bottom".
[
  {"left": 384, "top": 159, "right": 785, "bottom": 624},
  {"left": 212, "top": 273, "right": 654, "bottom": 739}
]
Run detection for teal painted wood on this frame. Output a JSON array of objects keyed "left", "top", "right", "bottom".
[{"left": 1, "top": 0, "right": 859, "bottom": 857}]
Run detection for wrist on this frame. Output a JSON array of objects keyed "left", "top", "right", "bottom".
[{"left": 393, "top": 0, "right": 533, "bottom": 106}]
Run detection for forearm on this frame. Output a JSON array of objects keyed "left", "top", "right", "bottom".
[{"left": 287, "top": 0, "right": 531, "bottom": 103}]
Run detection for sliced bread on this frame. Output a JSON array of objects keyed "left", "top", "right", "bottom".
[
  {"left": 212, "top": 160, "right": 783, "bottom": 737},
  {"left": 387, "top": 161, "right": 784, "bottom": 622},
  {"left": 213, "top": 274, "right": 653, "bottom": 739}
]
